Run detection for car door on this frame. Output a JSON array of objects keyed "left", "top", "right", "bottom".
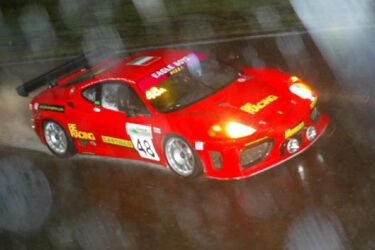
[{"left": 93, "top": 81, "right": 163, "bottom": 162}]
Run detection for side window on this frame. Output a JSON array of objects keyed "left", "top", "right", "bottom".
[
  {"left": 102, "top": 83, "right": 120, "bottom": 111},
  {"left": 82, "top": 85, "right": 99, "bottom": 104},
  {"left": 101, "top": 82, "right": 150, "bottom": 116}
]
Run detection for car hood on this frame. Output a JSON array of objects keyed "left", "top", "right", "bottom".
[{"left": 166, "top": 68, "right": 308, "bottom": 137}]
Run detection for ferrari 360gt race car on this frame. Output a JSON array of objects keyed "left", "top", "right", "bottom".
[{"left": 17, "top": 48, "right": 328, "bottom": 179}]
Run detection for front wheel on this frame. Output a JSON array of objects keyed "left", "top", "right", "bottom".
[
  {"left": 43, "top": 121, "right": 76, "bottom": 158},
  {"left": 163, "top": 135, "right": 203, "bottom": 178}
]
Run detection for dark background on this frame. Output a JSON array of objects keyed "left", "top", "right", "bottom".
[{"left": 0, "top": 0, "right": 375, "bottom": 249}]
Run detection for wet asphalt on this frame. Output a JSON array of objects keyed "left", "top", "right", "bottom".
[{"left": 1, "top": 33, "right": 375, "bottom": 249}]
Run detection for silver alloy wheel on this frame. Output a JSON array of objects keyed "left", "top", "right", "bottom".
[
  {"left": 165, "top": 137, "right": 195, "bottom": 176},
  {"left": 44, "top": 122, "right": 68, "bottom": 155}
]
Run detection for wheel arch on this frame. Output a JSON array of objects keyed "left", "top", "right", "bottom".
[
  {"left": 161, "top": 133, "right": 205, "bottom": 177},
  {"left": 41, "top": 119, "right": 77, "bottom": 157}
]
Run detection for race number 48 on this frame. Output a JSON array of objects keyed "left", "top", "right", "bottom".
[
  {"left": 126, "top": 123, "right": 160, "bottom": 161},
  {"left": 137, "top": 138, "right": 156, "bottom": 158},
  {"left": 132, "top": 136, "right": 159, "bottom": 161}
]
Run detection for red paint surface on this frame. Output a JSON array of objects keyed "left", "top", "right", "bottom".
[{"left": 30, "top": 49, "right": 329, "bottom": 179}]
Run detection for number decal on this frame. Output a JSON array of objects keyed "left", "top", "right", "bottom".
[
  {"left": 143, "top": 140, "right": 156, "bottom": 157},
  {"left": 136, "top": 139, "right": 156, "bottom": 158},
  {"left": 146, "top": 87, "right": 167, "bottom": 100},
  {"left": 126, "top": 123, "right": 160, "bottom": 161},
  {"left": 137, "top": 139, "right": 146, "bottom": 154}
]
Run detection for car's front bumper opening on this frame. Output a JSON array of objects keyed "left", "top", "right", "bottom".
[
  {"left": 240, "top": 140, "right": 273, "bottom": 168},
  {"left": 209, "top": 151, "right": 223, "bottom": 170}
]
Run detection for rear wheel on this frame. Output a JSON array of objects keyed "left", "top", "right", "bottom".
[
  {"left": 164, "top": 135, "right": 203, "bottom": 178},
  {"left": 43, "top": 121, "right": 76, "bottom": 157}
]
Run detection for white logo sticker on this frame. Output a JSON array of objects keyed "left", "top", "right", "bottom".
[
  {"left": 195, "top": 141, "right": 204, "bottom": 150},
  {"left": 153, "top": 127, "right": 161, "bottom": 134}
]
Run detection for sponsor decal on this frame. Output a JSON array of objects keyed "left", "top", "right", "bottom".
[
  {"left": 79, "top": 140, "right": 87, "bottom": 147},
  {"left": 39, "top": 104, "right": 64, "bottom": 112},
  {"left": 151, "top": 56, "right": 190, "bottom": 79},
  {"left": 146, "top": 87, "right": 167, "bottom": 100},
  {"left": 128, "top": 56, "right": 160, "bottom": 66},
  {"left": 102, "top": 136, "right": 133, "bottom": 148},
  {"left": 68, "top": 123, "right": 95, "bottom": 141},
  {"left": 195, "top": 141, "right": 204, "bottom": 150},
  {"left": 285, "top": 121, "right": 305, "bottom": 139},
  {"left": 241, "top": 95, "right": 279, "bottom": 115},
  {"left": 126, "top": 123, "right": 152, "bottom": 137},
  {"left": 169, "top": 66, "right": 184, "bottom": 76},
  {"left": 137, "top": 53, "right": 207, "bottom": 92},
  {"left": 153, "top": 127, "right": 161, "bottom": 134},
  {"left": 126, "top": 123, "right": 159, "bottom": 161}
]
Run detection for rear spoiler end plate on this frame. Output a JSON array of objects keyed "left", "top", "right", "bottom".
[{"left": 16, "top": 47, "right": 116, "bottom": 97}]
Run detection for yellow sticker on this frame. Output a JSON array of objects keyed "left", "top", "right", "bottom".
[
  {"left": 68, "top": 123, "right": 96, "bottom": 141},
  {"left": 241, "top": 95, "right": 278, "bottom": 115},
  {"left": 169, "top": 66, "right": 184, "bottom": 75},
  {"left": 101, "top": 136, "right": 133, "bottom": 148},
  {"left": 146, "top": 87, "right": 167, "bottom": 100},
  {"left": 39, "top": 104, "right": 64, "bottom": 112},
  {"left": 245, "top": 136, "right": 268, "bottom": 147},
  {"left": 285, "top": 121, "right": 305, "bottom": 139},
  {"left": 310, "top": 97, "right": 318, "bottom": 109}
]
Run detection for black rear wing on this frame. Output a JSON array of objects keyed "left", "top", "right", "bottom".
[{"left": 16, "top": 47, "right": 117, "bottom": 97}]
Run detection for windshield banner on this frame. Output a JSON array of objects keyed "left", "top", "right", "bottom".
[{"left": 137, "top": 52, "right": 207, "bottom": 92}]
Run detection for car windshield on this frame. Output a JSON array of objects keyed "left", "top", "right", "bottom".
[{"left": 145, "top": 57, "right": 239, "bottom": 112}]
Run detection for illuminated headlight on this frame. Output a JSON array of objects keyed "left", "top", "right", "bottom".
[
  {"left": 240, "top": 141, "right": 272, "bottom": 167},
  {"left": 225, "top": 122, "right": 256, "bottom": 139},
  {"left": 286, "top": 138, "right": 300, "bottom": 154},
  {"left": 306, "top": 126, "right": 317, "bottom": 141},
  {"left": 210, "top": 122, "right": 256, "bottom": 139},
  {"left": 289, "top": 83, "right": 314, "bottom": 100}
]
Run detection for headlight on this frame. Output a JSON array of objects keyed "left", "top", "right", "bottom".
[
  {"left": 209, "top": 122, "right": 256, "bottom": 139},
  {"left": 305, "top": 126, "right": 317, "bottom": 141},
  {"left": 286, "top": 138, "right": 300, "bottom": 154},
  {"left": 289, "top": 83, "right": 314, "bottom": 100},
  {"left": 226, "top": 122, "right": 256, "bottom": 138},
  {"left": 289, "top": 76, "right": 315, "bottom": 101}
]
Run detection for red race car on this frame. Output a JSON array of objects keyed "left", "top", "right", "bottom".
[{"left": 17, "top": 48, "right": 328, "bottom": 179}]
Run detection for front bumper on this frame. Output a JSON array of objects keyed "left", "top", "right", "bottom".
[{"left": 196, "top": 111, "right": 329, "bottom": 180}]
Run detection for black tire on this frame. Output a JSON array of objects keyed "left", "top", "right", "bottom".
[
  {"left": 43, "top": 120, "right": 76, "bottom": 158},
  {"left": 163, "top": 135, "right": 203, "bottom": 178}
]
